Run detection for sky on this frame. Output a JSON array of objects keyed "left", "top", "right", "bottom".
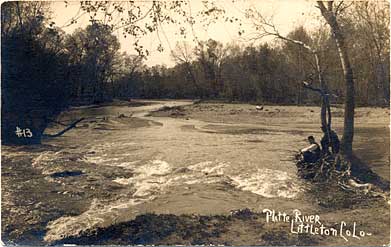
[{"left": 51, "top": 0, "right": 321, "bottom": 67}]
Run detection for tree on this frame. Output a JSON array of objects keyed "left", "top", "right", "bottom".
[
  {"left": 114, "top": 52, "right": 145, "bottom": 98},
  {"left": 171, "top": 41, "right": 201, "bottom": 97},
  {"left": 347, "top": 2, "right": 390, "bottom": 105},
  {"left": 245, "top": 7, "right": 334, "bottom": 146},
  {"left": 195, "top": 39, "right": 227, "bottom": 97},
  {"left": 1, "top": 2, "right": 70, "bottom": 144},
  {"left": 65, "top": 23, "right": 120, "bottom": 104},
  {"left": 317, "top": 1, "right": 355, "bottom": 157},
  {"left": 282, "top": 27, "right": 314, "bottom": 104}
]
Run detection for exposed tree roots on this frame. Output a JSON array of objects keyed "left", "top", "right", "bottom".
[{"left": 295, "top": 154, "right": 389, "bottom": 208}]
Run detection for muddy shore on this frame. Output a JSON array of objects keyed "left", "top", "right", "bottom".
[{"left": 1, "top": 100, "right": 389, "bottom": 246}]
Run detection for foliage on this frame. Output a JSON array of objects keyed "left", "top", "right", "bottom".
[
  {"left": 1, "top": 1, "right": 389, "bottom": 145},
  {"left": 1, "top": 2, "right": 70, "bottom": 144},
  {"left": 65, "top": 23, "right": 121, "bottom": 104}
]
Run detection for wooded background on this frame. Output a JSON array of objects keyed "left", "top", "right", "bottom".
[{"left": 1, "top": 1, "right": 389, "bottom": 144}]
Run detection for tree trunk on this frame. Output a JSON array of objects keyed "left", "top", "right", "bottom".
[
  {"left": 314, "top": 52, "right": 328, "bottom": 132},
  {"left": 274, "top": 34, "right": 332, "bottom": 139},
  {"left": 185, "top": 62, "right": 201, "bottom": 98},
  {"left": 317, "top": 1, "right": 355, "bottom": 157}
]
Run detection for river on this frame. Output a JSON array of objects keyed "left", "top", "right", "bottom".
[{"left": 2, "top": 100, "right": 389, "bottom": 245}]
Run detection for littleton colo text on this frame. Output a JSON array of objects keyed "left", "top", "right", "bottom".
[{"left": 262, "top": 208, "right": 372, "bottom": 242}]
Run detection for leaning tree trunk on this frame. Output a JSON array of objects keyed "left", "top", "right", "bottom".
[
  {"left": 275, "top": 35, "right": 332, "bottom": 139},
  {"left": 317, "top": 1, "right": 355, "bottom": 158},
  {"left": 314, "top": 52, "right": 331, "bottom": 134}
]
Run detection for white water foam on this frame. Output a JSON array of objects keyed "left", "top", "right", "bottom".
[
  {"left": 187, "top": 161, "right": 228, "bottom": 175},
  {"left": 113, "top": 160, "right": 231, "bottom": 196},
  {"left": 113, "top": 159, "right": 303, "bottom": 199},
  {"left": 32, "top": 151, "right": 77, "bottom": 175},
  {"left": 45, "top": 160, "right": 176, "bottom": 242},
  {"left": 229, "top": 168, "right": 304, "bottom": 198},
  {"left": 113, "top": 159, "right": 174, "bottom": 197},
  {"left": 32, "top": 153, "right": 303, "bottom": 200},
  {"left": 32, "top": 151, "right": 61, "bottom": 167},
  {"left": 83, "top": 142, "right": 138, "bottom": 166},
  {"left": 44, "top": 159, "right": 304, "bottom": 242},
  {"left": 44, "top": 198, "right": 145, "bottom": 242},
  {"left": 186, "top": 161, "right": 304, "bottom": 198},
  {"left": 135, "top": 159, "right": 172, "bottom": 176}
]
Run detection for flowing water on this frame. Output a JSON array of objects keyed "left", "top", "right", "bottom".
[{"left": 2, "top": 100, "right": 389, "bottom": 243}]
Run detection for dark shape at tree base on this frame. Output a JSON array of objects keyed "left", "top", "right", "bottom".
[{"left": 295, "top": 153, "right": 389, "bottom": 209}]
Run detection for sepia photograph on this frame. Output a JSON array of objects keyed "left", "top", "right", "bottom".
[{"left": 1, "top": 0, "right": 390, "bottom": 246}]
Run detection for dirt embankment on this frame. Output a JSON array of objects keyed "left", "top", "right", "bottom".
[{"left": 52, "top": 210, "right": 320, "bottom": 246}]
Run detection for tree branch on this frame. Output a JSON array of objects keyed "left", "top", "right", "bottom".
[
  {"left": 327, "top": 1, "right": 334, "bottom": 12},
  {"left": 334, "top": 1, "right": 344, "bottom": 14},
  {"left": 245, "top": 8, "right": 317, "bottom": 53},
  {"left": 43, "top": 118, "right": 85, "bottom": 138},
  {"left": 303, "top": 81, "right": 324, "bottom": 95},
  {"left": 317, "top": 1, "right": 328, "bottom": 14}
]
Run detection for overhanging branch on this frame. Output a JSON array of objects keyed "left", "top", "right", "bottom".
[{"left": 43, "top": 118, "right": 85, "bottom": 138}]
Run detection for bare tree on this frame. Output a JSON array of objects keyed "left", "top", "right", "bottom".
[
  {"left": 245, "top": 1, "right": 357, "bottom": 158},
  {"left": 350, "top": 1, "right": 390, "bottom": 104},
  {"left": 171, "top": 41, "right": 201, "bottom": 97},
  {"left": 245, "top": 8, "right": 333, "bottom": 144},
  {"left": 195, "top": 39, "right": 227, "bottom": 97},
  {"left": 317, "top": 1, "right": 355, "bottom": 157}
]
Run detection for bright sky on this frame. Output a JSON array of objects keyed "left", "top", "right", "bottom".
[{"left": 51, "top": 0, "right": 321, "bottom": 67}]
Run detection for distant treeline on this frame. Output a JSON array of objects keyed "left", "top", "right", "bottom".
[
  {"left": 1, "top": 2, "right": 389, "bottom": 143},
  {"left": 127, "top": 20, "right": 390, "bottom": 106},
  {"left": 120, "top": 3, "right": 390, "bottom": 106}
]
